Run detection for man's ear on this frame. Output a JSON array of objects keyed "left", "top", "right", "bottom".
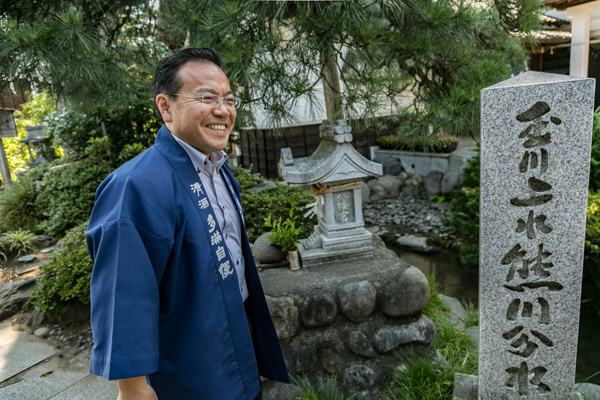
[{"left": 156, "top": 94, "right": 173, "bottom": 123}]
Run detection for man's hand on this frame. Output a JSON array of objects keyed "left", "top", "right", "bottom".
[{"left": 117, "top": 376, "right": 158, "bottom": 400}]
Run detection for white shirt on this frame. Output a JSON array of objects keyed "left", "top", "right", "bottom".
[{"left": 171, "top": 133, "right": 248, "bottom": 302}]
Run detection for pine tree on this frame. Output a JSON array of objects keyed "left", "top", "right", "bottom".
[
  {"left": 165, "top": 0, "right": 541, "bottom": 137},
  {"left": 0, "top": 0, "right": 165, "bottom": 113}
]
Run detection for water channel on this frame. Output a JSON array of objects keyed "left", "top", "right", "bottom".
[{"left": 390, "top": 244, "right": 600, "bottom": 386}]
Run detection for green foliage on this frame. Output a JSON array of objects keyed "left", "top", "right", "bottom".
[
  {"left": 448, "top": 145, "right": 480, "bottom": 269},
  {"left": 1, "top": 91, "right": 58, "bottom": 183},
  {"left": 231, "top": 167, "right": 316, "bottom": 243},
  {"left": 384, "top": 277, "right": 478, "bottom": 399},
  {"left": 0, "top": 174, "right": 38, "bottom": 232},
  {"left": 28, "top": 223, "right": 92, "bottom": 319},
  {"left": 144, "top": 0, "right": 536, "bottom": 136},
  {"left": 377, "top": 130, "right": 459, "bottom": 153},
  {"left": 45, "top": 99, "right": 161, "bottom": 159},
  {"left": 589, "top": 108, "right": 600, "bottom": 191},
  {"left": 0, "top": 2, "right": 166, "bottom": 113},
  {"left": 118, "top": 142, "right": 147, "bottom": 164},
  {"left": 0, "top": 229, "right": 36, "bottom": 257},
  {"left": 264, "top": 199, "right": 304, "bottom": 252},
  {"left": 585, "top": 191, "right": 600, "bottom": 297},
  {"left": 34, "top": 159, "right": 110, "bottom": 237}
]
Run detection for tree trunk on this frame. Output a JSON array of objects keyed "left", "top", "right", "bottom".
[{"left": 321, "top": 52, "right": 344, "bottom": 122}]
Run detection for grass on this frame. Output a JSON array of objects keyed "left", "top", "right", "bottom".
[
  {"left": 294, "top": 375, "right": 358, "bottom": 400},
  {"left": 381, "top": 276, "right": 479, "bottom": 400}
]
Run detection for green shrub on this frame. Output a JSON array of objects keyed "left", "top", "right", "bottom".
[
  {"left": 34, "top": 159, "right": 110, "bottom": 237},
  {"left": 0, "top": 229, "right": 36, "bottom": 257},
  {"left": 0, "top": 175, "right": 38, "bottom": 232},
  {"left": 231, "top": 167, "right": 316, "bottom": 243},
  {"left": 376, "top": 130, "right": 459, "bottom": 153},
  {"left": 448, "top": 144, "right": 480, "bottom": 269},
  {"left": 590, "top": 108, "right": 600, "bottom": 191},
  {"left": 45, "top": 99, "right": 160, "bottom": 159},
  {"left": 28, "top": 223, "right": 92, "bottom": 318}
]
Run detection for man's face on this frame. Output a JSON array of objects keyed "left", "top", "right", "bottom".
[{"left": 156, "top": 61, "right": 236, "bottom": 156}]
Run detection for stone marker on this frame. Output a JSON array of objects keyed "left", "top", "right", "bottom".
[{"left": 479, "top": 72, "right": 595, "bottom": 399}]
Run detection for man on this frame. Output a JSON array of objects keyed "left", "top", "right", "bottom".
[{"left": 86, "top": 48, "right": 289, "bottom": 399}]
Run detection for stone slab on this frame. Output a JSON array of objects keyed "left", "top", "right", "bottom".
[
  {"left": 260, "top": 236, "right": 409, "bottom": 297},
  {"left": 0, "top": 337, "right": 57, "bottom": 382},
  {"left": 15, "top": 263, "right": 42, "bottom": 275},
  {"left": 48, "top": 374, "right": 119, "bottom": 400},
  {"left": 479, "top": 71, "right": 595, "bottom": 399},
  {"left": 0, "top": 354, "right": 89, "bottom": 400}
]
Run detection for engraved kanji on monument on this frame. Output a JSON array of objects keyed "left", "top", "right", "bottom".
[
  {"left": 278, "top": 120, "right": 382, "bottom": 268},
  {"left": 479, "top": 72, "right": 595, "bottom": 399}
]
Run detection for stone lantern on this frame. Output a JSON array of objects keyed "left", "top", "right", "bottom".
[
  {"left": 278, "top": 120, "right": 383, "bottom": 268},
  {"left": 20, "top": 125, "right": 54, "bottom": 167}
]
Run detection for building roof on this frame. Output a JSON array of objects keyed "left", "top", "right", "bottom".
[{"left": 545, "top": 0, "right": 595, "bottom": 11}]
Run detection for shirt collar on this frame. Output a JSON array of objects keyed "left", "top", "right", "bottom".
[{"left": 170, "top": 132, "right": 228, "bottom": 175}]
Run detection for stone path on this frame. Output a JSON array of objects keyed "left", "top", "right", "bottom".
[{"left": 0, "top": 320, "right": 117, "bottom": 400}]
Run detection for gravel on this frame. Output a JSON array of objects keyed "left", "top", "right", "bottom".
[{"left": 363, "top": 196, "right": 450, "bottom": 238}]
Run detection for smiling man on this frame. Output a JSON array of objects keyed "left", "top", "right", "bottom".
[{"left": 86, "top": 48, "right": 289, "bottom": 400}]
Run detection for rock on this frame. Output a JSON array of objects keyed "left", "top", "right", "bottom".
[
  {"left": 33, "top": 235, "right": 55, "bottom": 248},
  {"left": 318, "top": 335, "right": 344, "bottom": 373},
  {"left": 367, "top": 180, "right": 385, "bottom": 201},
  {"left": 265, "top": 295, "right": 299, "bottom": 340},
  {"left": 17, "top": 309, "right": 51, "bottom": 330},
  {"left": 424, "top": 170, "right": 444, "bottom": 196},
  {"left": 0, "top": 278, "right": 38, "bottom": 320},
  {"left": 441, "top": 150, "right": 476, "bottom": 194},
  {"left": 41, "top": 247, "right": 55, "bottom": 254},
  {"left": 466, "top": 326, "right": 479, "bottom": 345},
  {"left": 395, "top": 235, "right": 433, "bottom": 253},
  {"left": 347, "top": 330, "right": 376, "bottom": 359},
  {"left": 34, "top": 327, "right": 50, "bottom": 337},
  {"left": 453, "top": 373, "right": 478, "bottom": 400},
  {"left": 291, "top": 340, "right": 317, "bottom": 374},
  {"left": 342, "top": 364, "right": 375, "bottom": 393},
  {"left": 438, "top": 294, "right": 468, "bottom": 329},
  {"left": 302, "top": 289, "right": 337, "bottom": 328},
  {"left": 253, "top": 232, "right": 286, "bottom": 264},
  {"left": 402, "top": 174, "right": 423, "bottom": 197},
  {"left": 373, "top": 315, "right": 436, "bottom": 353},
  {"left": 575, "top": 383, "right": 600, "bottom": 400},
  {"left": 374, "top": 152, "right": 403, "bottom": 175},
  {"left": 361, "top": 181, "right": 371, "bottom": 203},
  {"left": 17, "top": 254, "right": 37, "bottom": 263},
  {"left": 367, "top": 175, "right": 401, "bottom": 200},
  {"left": 381, "top": 266, "right": 431, "bottom": 318},
  {"left": 338, "top": 281, "right": 377, "bottom": 323},
  {"left": 263, "top": 380, "right": 302, "bottom": 400},
  {"left": 248, "top": 180, "right": 278, "bottom": 193}
]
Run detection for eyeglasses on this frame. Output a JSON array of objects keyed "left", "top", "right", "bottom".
[{"left": 172, "top": 94, "right": 241, "bottom": 109}]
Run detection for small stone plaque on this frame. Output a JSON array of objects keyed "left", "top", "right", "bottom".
[
  {"left": 333, "top": 190, "right": 355, "bottom": 224},
  {"left": 479, "top": 72, "right": 595, "bottom": 399}
]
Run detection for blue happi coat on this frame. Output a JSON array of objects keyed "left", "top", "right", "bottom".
[{"left": 86, "top": 125, "right": 290, "bottom": 399}]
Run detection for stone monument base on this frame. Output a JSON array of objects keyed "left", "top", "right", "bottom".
[
  {"left": 299, "top": 226, "right": 373, "bottom": 268},
  {"left": 259, "top": 235, "right": 436, "bottom": 398},
  {"left": 453, "top": 373, "right": 583, "bottom": 400}
]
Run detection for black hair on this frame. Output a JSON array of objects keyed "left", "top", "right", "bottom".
[{"left": 153, "top": 48, "right": 224, "bottom": 100}]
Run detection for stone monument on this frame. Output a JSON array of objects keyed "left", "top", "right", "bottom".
[
  {"left": 278, "top": 119, "right": 382, "bottom": 268},
  {"left": 479, "top": 72, "right": 594, "bottom": 399}
]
